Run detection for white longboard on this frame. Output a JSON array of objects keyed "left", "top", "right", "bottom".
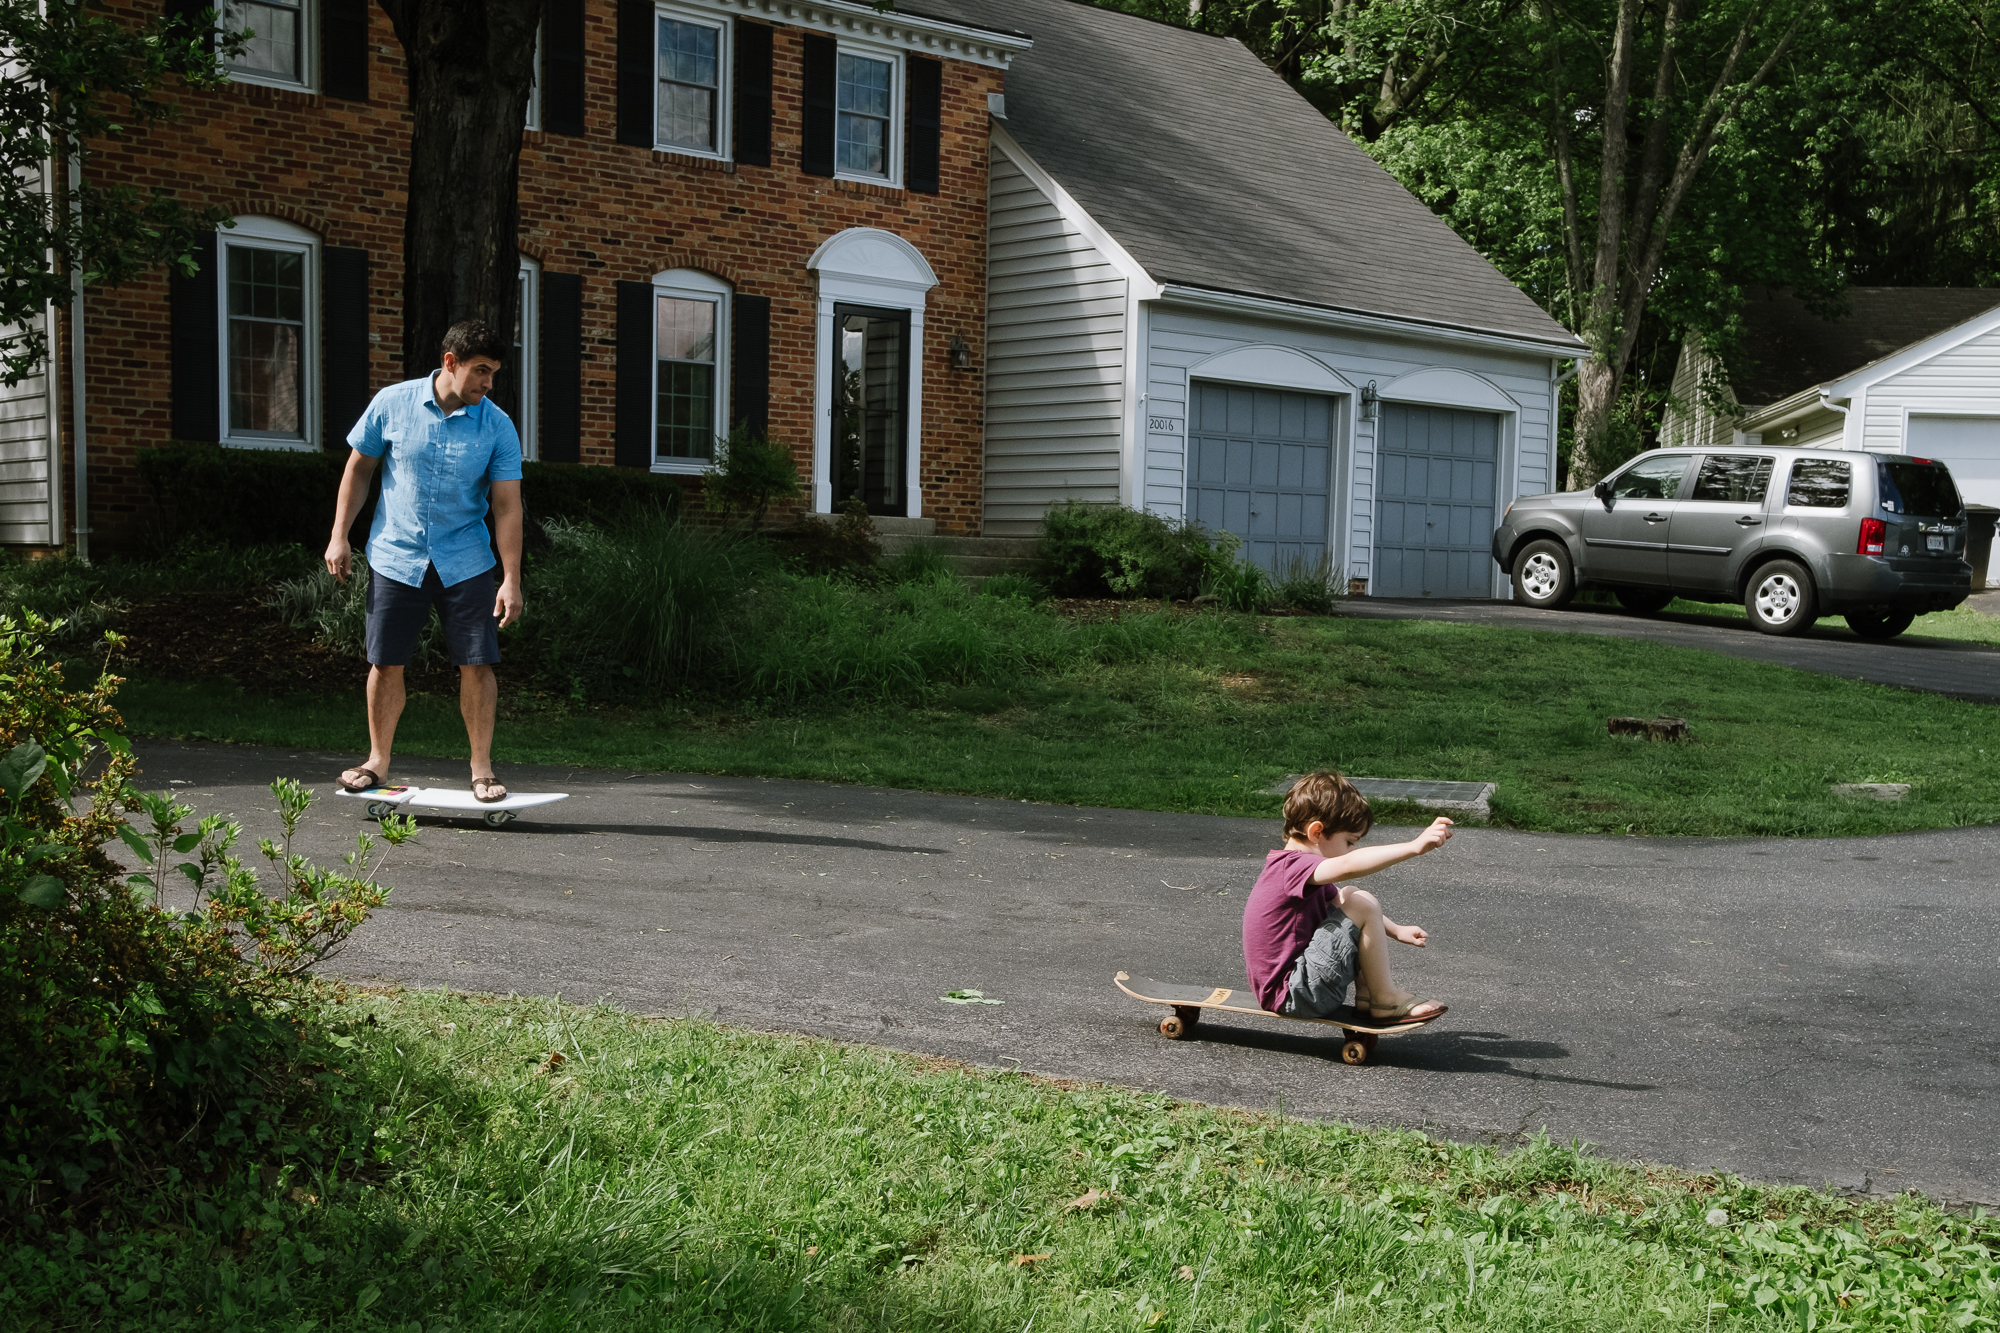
[{"left": 336, "top": 785, "right": 568, "bottom": 828}]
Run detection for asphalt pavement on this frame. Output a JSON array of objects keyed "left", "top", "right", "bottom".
[
  {"left": 135, "top": 740, "right": 2000, "bottom": 1209},
  {"left": 1341, "top": 596, "right": 2000, "bottom": 702}
]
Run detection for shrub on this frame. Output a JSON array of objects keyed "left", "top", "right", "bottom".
[
  {"left": 702, "top": 426, "right": 803, "bottom": 529},
  {"left": 1203, "top": 554, "right": 1273, "bottom": 613},
  {"left": 886, "top": 539, "right": 959, "bottom": 585},
  {"left": 978, "top": 571, "right": 1048, "bottom": 602},
  {"left": 767, "top": 499, "right": 883, "bottom": 576},
  {"left": 1271, "top": 553, "right": 1345, "bottom": 614},
  {"left": 267, "top": 552, "right": 446, "bottom": 668},
  {"left": 1036, "top": 501, "right": 1234, "bottom": 600},
  {"left": 0, "top": 615, "right": 410, "bottom": 1220}
]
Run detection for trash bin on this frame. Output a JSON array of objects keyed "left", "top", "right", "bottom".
[{"left": 1967, "top": 506, "right": 2000, "bottom": 589}]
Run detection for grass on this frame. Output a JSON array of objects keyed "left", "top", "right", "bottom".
[
  {"left": 8, "top": 988, "right": 1995, "bottom": 1330},
  {"left": 1660, "top": 598, "right": 2000, "bottom": 644},
  {"left": 117, "top": 611, "right": 2000, "bottom": 838}
]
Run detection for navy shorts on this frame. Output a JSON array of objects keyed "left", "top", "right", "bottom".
[{"left": 365, "top": 564, "right": 501, "bottom": 667}]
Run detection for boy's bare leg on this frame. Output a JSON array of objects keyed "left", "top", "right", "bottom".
[
  {"left": 460, "top": 664, "right": 501, "bottom": 791},
  {"left": 1338, "top": 888, "right": 1417, "bottom": 1014},
  {"left": 341, "top": 664, "right": 405, "bottom": 787}
]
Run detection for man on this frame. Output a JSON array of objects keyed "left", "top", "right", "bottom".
[{"left": 325, "top": 319, "right": 525, "bottom": 802}]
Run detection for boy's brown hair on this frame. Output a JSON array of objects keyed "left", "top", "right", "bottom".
[{"left": 1283, "top": 771, "right": 1374, "bottom": 842}]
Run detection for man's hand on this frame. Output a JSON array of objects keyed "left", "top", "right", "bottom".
[
  {"left": 1409, "top": 817, "right": 1454, "bottom": 855},
  {"left": 325, "top": 538, "right": 352, "bottom": 582},
  {"left": 1389, "top": 921, "right": 1428, "bottom": 948},
  {"left": 494, "top": 578, "right": 525, "bottom": 629}
]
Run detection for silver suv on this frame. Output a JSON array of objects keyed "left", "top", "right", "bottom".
[{"left": 1492, "top": 448, "right": 1972, "bottom": 637}]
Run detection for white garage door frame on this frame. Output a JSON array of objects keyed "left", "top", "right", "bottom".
[{"left": 1376, "top": 368, "right": 1521, "bottom": 599}]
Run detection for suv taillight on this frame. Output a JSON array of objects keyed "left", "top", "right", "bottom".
[{"left": 1858, "top": 517, "right": 1886, "bottom": 555}]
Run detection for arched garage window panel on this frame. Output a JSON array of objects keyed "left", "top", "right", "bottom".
[
  {"left": 1185, "top": 345, "right": 1354, "bottom": 398},
  {"left": 1377, "top": 367, "right": 1518, "bottom": 413},
  {"left": 218, "top": 216, "right": 320, "bottom": 451},
  {"left": 807, "top": 228, "right": 937, "bottom": 516}
]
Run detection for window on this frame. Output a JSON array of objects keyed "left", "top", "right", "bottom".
[
  {"left": 1690, "top": 454, "right": 1773, "bottom": 504},
  {"left": 218, "top": 217, "right": 317, "bottom": 449},
  {"left": 836, "top": 51, "right": 894, "bottom": 178},
  {"left": 651, "top": 268, "right": 729, "bottom": 471},
  {"left": 1609, "top": 454, "right": 1690, "bottom": 501},
  {"left": 657, "top": 8, "right": 727, "bottom": 156},
  {"left": 832, "top": 305, "right": 909, "bottom": 513},
  {"left": 490, "top": 258, "right": 538, "bottom": 458},
  {"left": 224, "top": 0, "right": 311, "bottom": 90},
  {"left": 1787, "top": 459, "right": 1852, "bottom": 509},
  {"left": 1879, "top": 460, "right": 1961, "bottom": 517}
]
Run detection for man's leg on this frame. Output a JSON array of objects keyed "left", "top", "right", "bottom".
[
  {"left": 437, "top": 568, "right": 506, "bottom": 796},
  {"left": 461, "top": 664, "right": 498, "bottom": 784},
  {"left": 343, "top": 569, "right": 426, "bottom": 789},
  {"left": 350, "top": 665, "right": 406, "bottom": 784}
]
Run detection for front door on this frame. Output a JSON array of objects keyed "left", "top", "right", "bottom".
[
  {"left": 1372, "top": 403, "right": 1499, "bottom": 597},
  {"left": 1579, "top": 453, "right": 1694, "bottom": 585},
  {"left": 831, "top": 304, "right": 911, "bottom": 516},
  {"left": 1667, "top": 453, "right": 1774, "bottom": 592},
  {"left": 1186, "top": 384, "right": 1332, "bottom": 574}
]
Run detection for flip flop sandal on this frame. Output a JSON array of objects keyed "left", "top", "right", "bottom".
[
  {"left": 471, "top": 777, "right": 508, "bottom": 804},
  {"left": 339, "top": 767, "right": 382, "bottom": 793},
  {"left": 1367, "top": 999, "right": 1448, "bottom": 1024}
]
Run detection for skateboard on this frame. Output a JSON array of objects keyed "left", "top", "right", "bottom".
[
  {"left": 336, "top": 785, "right": 569, "bottom": 829},
  {"left": 1114, "top": 970, "right": 1445, "bottom": 1066}
]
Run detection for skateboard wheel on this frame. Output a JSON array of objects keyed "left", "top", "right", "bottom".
[
  {"left": 1340, "top": 1038, "right": 1370, "bottom": 1066},
  {"left": 364, "top": 801, "right": 392, "bottom": 820},
  {"left": 483, "top": 810, "right": 516, "bottom": 829},
  {"left": 1159, "top": 1013, "right": 1188, "bottom": 1040}
]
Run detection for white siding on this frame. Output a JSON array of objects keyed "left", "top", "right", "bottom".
[
  {"left": 983, "top": 143, "right": 1127, "bottom": 536},
  {"left": 1859, "top": 323, "right": 2000, "bottom": 452},
  {"left": 1143, "top": 305, "right": 1556, "bottom": 595},
  {"left": 0, "top": 320, "right": 57, "bottom": 547}
]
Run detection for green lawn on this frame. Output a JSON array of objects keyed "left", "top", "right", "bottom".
[
  {"left": 10, "top": 988, "right": 1993, "bottom": 1330},
  {"left": 117, "top": 613, "right": 2000, "bottom": 838},
  {"left": 1660, "top": 598, "right": 2000, "bottom": 644}
]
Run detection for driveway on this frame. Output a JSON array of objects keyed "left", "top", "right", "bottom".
[
  {"left": 134, "top": 740, "right": 2000, "bottom": 1209},
  {"left": 1341, "top": 596, "right": 2000, "bottom": 702}
]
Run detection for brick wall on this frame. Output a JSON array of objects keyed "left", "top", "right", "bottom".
[{"left": 64, "top": 0, "right": 1000, "bottom": 547}]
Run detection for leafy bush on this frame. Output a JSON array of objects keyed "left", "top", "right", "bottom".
[
  {"left": 267, "top": 551, "right": 447, "bottom": 668},
  {"left": 1036, "top": 500, "right": 1234, "bottom": 599},
  {"left": 0, "top": 614, "right": 409, "bottom": 1219},
  {"left": 702, "top": 426, "right": 802, "bottom": 529},
  {"left": 978, "top": 571, "right": 1048, "bottom": 602},
  {"left": 1202, "top": 555, "right": 1273, "bottom": 613},
  {"left": 1271, "top": 553, "right": 1345, "bottom": 614},
  {"left": 767, "top": 499, "right": 883, "bottom": 575}
]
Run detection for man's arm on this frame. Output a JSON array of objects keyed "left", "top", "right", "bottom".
[
  {"left": 325, "top": 449, "right": 380, "bottom": 581},
  {"left": 489, "top": 479, "right": 524, "bottom": 628},
  {"left": 1310, "top": 817, "right": 1454, "bottom": 884}
]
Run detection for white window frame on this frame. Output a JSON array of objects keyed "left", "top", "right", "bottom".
[
  {"left": 221, "top": 0, "right": 316, "bottom": 93},
  {"left": 650, "top": 267, "right": 731, "bottom": 475},
  {"left": 831, "top": 40, "right": 903, "bottom": 187},
  {"left": 653, "top": 3, "right": 730, "bottom": 161},
  {"left": 217, "top": 215, "right": 319, "bottom": 452},
  {"left": 514, "top": 256, "right": 539, "bottom": 459}
]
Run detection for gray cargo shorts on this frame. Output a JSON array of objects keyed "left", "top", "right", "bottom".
[{"left": 1279, "top": 910, "right": 1360, "bottom": 1019}]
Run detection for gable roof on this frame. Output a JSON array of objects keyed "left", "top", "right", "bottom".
[
  {"left": 917, "top": 0, "right": 1581, "bottom": 351},
  {"left": 1730, "top": 287, "right": 2000, "bottom": 407}
]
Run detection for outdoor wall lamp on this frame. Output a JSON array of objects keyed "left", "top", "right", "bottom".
[
  {"left": 949, "top": 336, "right": 973, "bottom": 371},
  {"left": 1360, "top": 380, "right": 1379, "bottom": 421}
]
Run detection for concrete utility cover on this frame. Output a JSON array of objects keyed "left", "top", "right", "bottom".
[
  {"left": 1267, "top": 775, "right": 1495, "bottom": 817},
  {"left": 1831, "top": 783, "right": 1911, "bottom": 801}
]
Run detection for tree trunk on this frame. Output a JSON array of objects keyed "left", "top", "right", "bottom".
[
  {"left": 378, "top": 0, "right": 546, "bottom": 379},
  {"left": 1569, "top": 357, "right": 1621, "bottom": 488}
]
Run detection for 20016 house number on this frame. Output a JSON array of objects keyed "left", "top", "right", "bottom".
[{"left": 1147, "top": 417, "right": 1180, "bottom": 432}]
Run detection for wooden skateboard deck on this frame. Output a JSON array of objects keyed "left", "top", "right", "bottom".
[
  {"left": 1115, "top": 970, "right": 1444, "bottom": 1065},
  {"left": 336, "top": 785, "right": 568, "bottom": 828}
]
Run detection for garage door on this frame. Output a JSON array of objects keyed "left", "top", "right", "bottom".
[
  {"left": 1186, "top": 385, "right": 1332, "bottom": 574},
  {"left": 1372, "top": 403, "right": 1499, "bottom": 598},
  {"left": 1907, "top": 416, "right": 2000, "bottom": 507}
]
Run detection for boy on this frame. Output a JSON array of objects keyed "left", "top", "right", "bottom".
[{"left": 1243, "top": 771, "right": 1450, "bottom": 1023}]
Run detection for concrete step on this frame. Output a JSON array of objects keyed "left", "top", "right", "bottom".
[
  {"left": 869, "top": 516, "right": 936, "bottom": 539},
  {"left": 871, "top": 528, "right": 1041, "bottom": 579}
]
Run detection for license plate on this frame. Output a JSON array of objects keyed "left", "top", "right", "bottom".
[{"left": 1928, "top": 535, "right": 1946, "bottom": 551}]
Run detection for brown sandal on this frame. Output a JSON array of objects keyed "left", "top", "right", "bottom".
[
  {"left": 339, "top": 767, "right": 382, "bottom": 793},
  {"left": 471, "top": 776, "right": 508, "bottom": 804}
]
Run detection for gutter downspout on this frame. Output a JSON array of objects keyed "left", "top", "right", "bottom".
[
  {"left": 67, "top": 146, "right": 88, "bottom": 564},
  {"left": 1817, "top": 390, "right": 1851, "bottom": 450}
]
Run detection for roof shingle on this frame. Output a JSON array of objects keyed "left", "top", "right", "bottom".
[{"left": 1731, "top": 287, "right": 2000, "bottom": 406}]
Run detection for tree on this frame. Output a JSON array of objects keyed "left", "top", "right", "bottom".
[
  {"left": 376, "top": 0, "right": 545, "bottom": 378},
  {"left": 0, "top": 0, "right": 239, "bottom": 386}
]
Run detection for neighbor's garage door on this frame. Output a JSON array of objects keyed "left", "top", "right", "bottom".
[
  {"left": 1186, "top": 384, "right": 1332, "bottom": 574},
  {"left": 1907, "top": 415, "right": 2000, "bottom": 507},
  {"left": 1372, "top": 403, "right": 1499, "bottom": 598}
]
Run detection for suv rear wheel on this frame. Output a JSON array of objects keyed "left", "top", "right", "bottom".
[
  {"left": 1614, "top": 588, "right": 1674, "bottom": 615},
  {"left": 1745, "top": 560, "right": 1818, "bottom": 635},
  {"left": 1512, "top": 539, "right": 1574, "bottom": 609},
  {"left": 1844, "top": 610, "right": 1916, "bottom": 640}
]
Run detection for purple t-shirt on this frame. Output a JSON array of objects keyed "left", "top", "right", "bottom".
[{"left": 1242, "top": 849, "right": 1339, "bottom": 1012}]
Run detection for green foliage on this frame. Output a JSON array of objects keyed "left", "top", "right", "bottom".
[
  {"left": 978, "top": 571, "right": 1049, "bottom": 602},
  {"left": 1036, "top": 500, "right": 1237, "bottom": 600},
  {"left": 701, "top": 426, "right": 803, "bottom": 529},
  {"left": 1271, "top": 553, "right": 1345, "bottom": 615},
  {"left": 0, "top": 614, "right": 408, "bottom": 1218},
  {"left": 1203, "top": 552, "right": 1273, "bottom": 613},
  {"left": 767, "top": 498, "right": 884, "bottom": 575},
  {"left": 885, "top": 539, "right": 957, "bottom": 585},
  {"left": 266, "top": 550, "right": 446, "bottom": 669}
]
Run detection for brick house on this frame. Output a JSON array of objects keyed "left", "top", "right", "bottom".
[{"left": 1, "top": 0, "right": 1029, "bottom": 549}]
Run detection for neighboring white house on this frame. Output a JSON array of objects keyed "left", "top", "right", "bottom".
[
  {"left": 1661, "top": 288, "right": 2000, "bottom": 505},
  {"left": 935, "top": 0, "right": 1587, "bottom": 597}
]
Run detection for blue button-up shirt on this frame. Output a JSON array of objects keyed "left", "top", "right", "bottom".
[{"left": 348, "top": 373, "right": 523, "bottom": 589}]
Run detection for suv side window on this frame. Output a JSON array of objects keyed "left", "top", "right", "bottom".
[
  {"left": 1691, "top": 454, "right": 1774, "bottom": 503},
  {"left": 1611, "top": 454, "right": 1692, "bottom": 500},
  {"left": 1787, "top": 459, "right": 1852, "bottom": 508}
]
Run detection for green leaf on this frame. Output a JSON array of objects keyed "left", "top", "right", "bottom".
[
  {"left": 18, "top": 875, "right": 64, "bottom": 908},
  {"left": 0, "top": 742, "right": 47, "bottom": 798},
  {"left": 97, "top": 731, "right": 132, "bottom": 755},
  {"left": 171, "top": 832, "right": 202, "bottom": 853},
  {"left": 116, "top": 823, "right": 155, "bottom": 864},
  {"left": 175, "top": 862, "right": 204, "bottom": 884},
  {"left": 354, "top": 1285, "right": 382, "bottom": 1315},
  {"left": 129, "top": 986, "right": 166, "bottom": 1016}
]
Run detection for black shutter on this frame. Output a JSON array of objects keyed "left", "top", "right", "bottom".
[
  {"left": 733, "top": 20, "right": 773, "bottom": 167},
  {"left": 539, "top": 272, "right": 582, "bottom": 463},
  {"left": 616, "top": 0, "right": 654, "bottom": 148},
  {"left": 614, "top": 280, "right": 654, "bottom": 468},
  {"left": 905, "top": 55, "right": 941, "bottom": 194},
  {"left": 800, "top": 32, "right": 835, "bottom": 177},
  {"left": 730, "top": 294, "right": 770, "bottom": 438},
  {"left": 162, "top": 0, "right": 213, "bottom": 53},
  {"left": 321, "top": 0, "right": 369, "bottom": 101},
  {"left": 322, "top": 246, "right": 370, "bottom": 447},
  {"left": 169, "top": 232, "right": 219, "bottom": 442},
  {"left": 543, "top": 0, "right": 586, "bottom": 136}
]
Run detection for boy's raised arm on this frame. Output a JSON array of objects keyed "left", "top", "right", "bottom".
[{"left": 1309, "top": 817, "right": 1453, "bottom": 883}]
